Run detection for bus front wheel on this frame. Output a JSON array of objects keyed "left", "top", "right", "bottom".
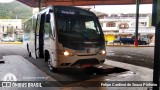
[
  {"left": 45, "top": 51, "right": 58, "bottom": 73},
  {"left": 48, "top": 59, "right": 58, "bottom": 73}
]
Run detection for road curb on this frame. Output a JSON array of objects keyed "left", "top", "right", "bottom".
[
  {"left": 0, "top": 42, "right": 23, "bottom": 44},
  {"left": 106, "top": 45, "right": 154, "bottom": 47}
]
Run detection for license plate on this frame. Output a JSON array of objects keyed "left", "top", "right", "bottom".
[
  {"left": 76, "top": 50, "right": 87, "bottom": 53},
  {"left": 76, "top": 48, "right": 96, "bottom": 53}
]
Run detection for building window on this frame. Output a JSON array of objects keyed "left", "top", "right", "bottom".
[
  {"left": 131, "top": 22, "right": 147, "bottom": 27},
  {"left": 106, "top": 22, "right": 116, "bottom": 27},
  {"left": 7, "top": 26, "right": 9, "bottom": 31},
  {"left": 2, "top": 26, "right": 4, "bottom": 32},
  {"left": 139, "top": 22, "right": 147, "bottom": 27},
  {"left": 119, "top": 23, "right": 129, "bottom": 29}
]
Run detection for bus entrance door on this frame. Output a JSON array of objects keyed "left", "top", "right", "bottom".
[{"left": 35, "top": 13, "right": 45, "bottom": 59}]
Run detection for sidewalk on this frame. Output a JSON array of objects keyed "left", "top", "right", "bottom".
[
  {"left": 0, "top": 55, "right": 154, "bottom": 90},
  {"left": 0, "top": 55, "right": 56, "bottom": 81}
]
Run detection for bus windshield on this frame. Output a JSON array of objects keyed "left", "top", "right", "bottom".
[{"left": 55, "top": 7, "right": 104, "bottom": 50}]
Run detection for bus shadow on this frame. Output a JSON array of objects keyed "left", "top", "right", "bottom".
[{"left": 26, "top": 57, "right": 128, "bottom": 86}]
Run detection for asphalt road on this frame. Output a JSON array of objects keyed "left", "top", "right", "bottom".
[
  {"left": 0, "top": 44, "right": 154, "bottom": 69},
  {"left": 0, "top": 44, "right": 153, "bottom": 90},
  {"left": 0, "top": 44, "right": 28, "bottom": 59},
  {"left": 106, "top": 46, "right": 154, "bottom": 69}
]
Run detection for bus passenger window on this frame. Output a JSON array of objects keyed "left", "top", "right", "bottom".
[{"left": 44, "top": 22, "right": 52, "bottom": 39}]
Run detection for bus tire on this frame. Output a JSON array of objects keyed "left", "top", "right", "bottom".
[
  {"left": 45, "top": 51, "right": 58, "bottom": 73},
  {"left": 48, "top": 59, "right": 58, "bottom": 73}
]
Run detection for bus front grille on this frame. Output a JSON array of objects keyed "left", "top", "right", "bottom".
[{"left": 71, "top": 58, "right": 99, "bottom": 66}]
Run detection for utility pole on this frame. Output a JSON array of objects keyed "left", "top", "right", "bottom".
[
  {"left": 38, "top": 0, "right": 41, "bottom": 11},
  {"left": 152, "top": 0, "right": 160, "bottom": 89},
  {"left": 134, "top": 0, "right": 140, "bottom": 47},
  {"left": 153, "top": 24, "right": 160, "bottom": 90}
]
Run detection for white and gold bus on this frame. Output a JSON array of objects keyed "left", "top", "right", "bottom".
[{"left": 24, "top": 6, "right": 106, "bottom": 72}]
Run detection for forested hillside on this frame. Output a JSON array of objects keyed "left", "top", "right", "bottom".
[{"left": 0, "top": 1, "right": 32, "bottom": 19}]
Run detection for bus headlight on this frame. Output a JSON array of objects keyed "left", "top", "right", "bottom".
[
  {"left": 58, "top": 49, "right": 74, "bottom": 56},
  {"left": 64, "top": 51, "right": 70, "bottom": 56},
  {"left": 99, "top": 50, "right": 106, "bottom": 55},
  {"left": 64, "top": 51, "right": 74, "bottom": 56}
]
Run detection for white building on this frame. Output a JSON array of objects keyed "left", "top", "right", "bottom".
[
  {"left": 0, "top": 19, "right": 22, "bottom": 41},
  {"left": 99, "top": 13, "right": 155, "bottom": 44}
]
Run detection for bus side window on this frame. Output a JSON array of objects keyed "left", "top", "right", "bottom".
[
  {"left": 36, "top": 15, "right": 41, "bottom": 36},
  {"left": 44, "top": 14, "right": 52, "bottom": 39},
  {"left": 50, "top": 13, "right": 55, "bottom": 39}
]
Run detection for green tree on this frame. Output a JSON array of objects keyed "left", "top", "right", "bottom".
[{"left": 0, "top": 1, "right": 32, "bottom": 20}]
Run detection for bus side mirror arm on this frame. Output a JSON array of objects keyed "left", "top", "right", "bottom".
[{"left": 51, "top": 28, "right": 56, "bottom": 40}]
